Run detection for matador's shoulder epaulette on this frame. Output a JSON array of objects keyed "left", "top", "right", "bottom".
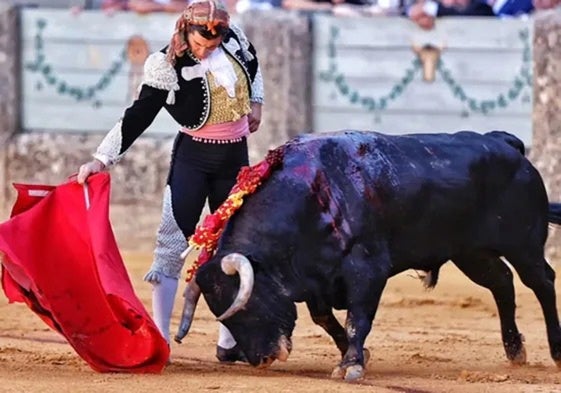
[{"left": 142, "top": 52, "right": 180, "bottom": 105}]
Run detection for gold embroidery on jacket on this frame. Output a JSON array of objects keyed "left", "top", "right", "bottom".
[{"left": 206, "top": 54, "right": 251, "bottom": 125}]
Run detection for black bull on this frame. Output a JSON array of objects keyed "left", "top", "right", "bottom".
[{"left": 175, "top": 130, "right": 561, "bottom": 381}]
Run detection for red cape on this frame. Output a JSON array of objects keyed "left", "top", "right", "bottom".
[{"left": 0, "top": 173, "right": 169, "bottom": 373}]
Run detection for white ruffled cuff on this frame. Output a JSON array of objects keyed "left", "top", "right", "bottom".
[
  {"left": 251, "top": 65, "right": 265, "bottom": 104},
  {"left": 92, "top": 153, "right": 112, "bottom": 167},
  {"left": 94, "top": 119, "right": 125, "bottom": 167}
]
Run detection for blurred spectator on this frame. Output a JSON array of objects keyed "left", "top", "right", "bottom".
[
  {"left": 408, "top": 0, "right": 493, "bottom": 30},
  {"left": 10, "top": 0, "right": 79, "bottom": 7},
  {"left": 282, "top": 0, "right": 373, "bottom": 13},
  {"left": 491, "top": 0, "right": 533, "bottom": 15},
  {"left": 97, "top": 0, "right": 189, "bottom": 13},
  {"left": 282, "top": 0, "right": 406, "bottom": 15},
  {"left": 408, "top": 0, "right": 559, "bottom": 30},
  {"left": 71, "top": 0, "right": 188, "bottom": 13},
  {"left": 70, "top": 0, "right": 105, "bottom": 14},
  {"left": 236, "top": 0, "right": 282, "bottom": 12},
  {"left": 83, "top": 0, "right": 105, "bottom": 7},
  {"left": 533, "top": 0, "right": 561, "bottom": 8},
  {"left": 332, "top": 0, "right": 403, "bottom": 15},
  {"left": 96, "top": 0, "right": 127, "bottom": 11},
  {"left": 127, "top": 0, "right": 189, "bottom": 13},
  {"left": 282, "top": 0, "right": 340, "bottom": 12}
]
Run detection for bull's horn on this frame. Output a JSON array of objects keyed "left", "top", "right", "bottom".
[
  {"left": 174, "top": 279, "right": 202, "bottom": 344},
  {"left": 216, "top": 253, "right": 254, "bottom": 321}
]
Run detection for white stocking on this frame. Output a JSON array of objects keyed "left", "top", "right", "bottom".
[
  {"left": 152, "top": 275, "right": 179, "bottom": 343},
  {"left": 217, "top": 323, "right": 237, "bottom": 349}
]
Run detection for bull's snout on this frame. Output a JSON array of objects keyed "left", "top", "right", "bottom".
[
  {"left": 255, "top": 335, "right": 292, "bottom": 368},
  {"left": 276, "top": 335, "right": 291, "bottom": 361}
]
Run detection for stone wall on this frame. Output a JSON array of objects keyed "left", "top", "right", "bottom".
[
  {"left": 0, "top": 4, "right": 18, "bottom": 223},
  {"left": 531, "top": 9, "right": 561, "bottom": 262},
  {"left": 237, "top": 10, "right": 313, "bottom": 163},
  {"left": 0, "top": 8, "right": 313, "bottom": 251},
  {"left": 3, "top": 134, "right": 174, "bottom": 249}
]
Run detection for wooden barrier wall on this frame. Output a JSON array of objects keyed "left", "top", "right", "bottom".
[
  {"left": 21, "top": 10, "right": 534, "bottom": 145},
  {"left": 313, "top": 15, "right": 533, "bottom": 145},
  {"left": 22, "top": 9, "right": 179, "bottom": 134}
]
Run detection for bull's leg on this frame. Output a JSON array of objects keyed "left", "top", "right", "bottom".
[
  {"left": 331, "top": 244, "right": 389, "bottom": 381},
  {"left": 306, "top": 300, "right": 372, "bottom": 365},
  {"left": 504, "top": 250, "right": 561, "bottom": 367},
  {"left": 306, "top": 299, "right": 348, "bottom": 356},
  {"left": 452, "top": 254, "right": 526, "bottom": 364}
]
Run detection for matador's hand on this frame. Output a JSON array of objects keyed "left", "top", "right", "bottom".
[
  {"left": 77, "top": 159, "right": 106, "bottom": 184},
  {"left": 248, "top": 102, "right": 262, "bottom": 133}
]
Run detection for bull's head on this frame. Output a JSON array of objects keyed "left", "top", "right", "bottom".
[
  {"left": 412, "top": 43, "right": 445, "bottom": 83},
  {"left": 175, "top": 253, "right": 296, "bottom": 367}
]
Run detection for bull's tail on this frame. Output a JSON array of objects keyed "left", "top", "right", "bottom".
[
  {"left": 549, "top": 203, "right": 561, "bottom": 225},
  {"left": 423, "top": 267, "right": 440, "bottom": 289},
  {"left": 415, "top": 266, "right": 442, "bottom": 289}
]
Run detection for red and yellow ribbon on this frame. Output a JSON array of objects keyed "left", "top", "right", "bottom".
[{"left": 185, "top": 147, "right": 284, "bottom": 281}]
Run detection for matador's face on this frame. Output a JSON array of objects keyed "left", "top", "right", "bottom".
[{"left": 187, "top": 30, "right": 223, "bottom": 60}]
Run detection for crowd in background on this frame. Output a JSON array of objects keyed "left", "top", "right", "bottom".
[{"left": 9, "top": 0, "right": 561, "bottom": 31}]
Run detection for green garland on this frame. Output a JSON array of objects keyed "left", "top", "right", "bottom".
[
  {"left": 320, "top": 27, "right": 421, "bottom": 113},
  {"left": 437, "top": 29, "right": 532, "bottom": 115},
  {"left": 319, "top": 25, "right": 532, "bottom": 116},
  {"left": 25, "top": 18, "right": 128, "bottom": 107}
]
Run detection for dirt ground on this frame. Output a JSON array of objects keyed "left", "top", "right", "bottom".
[{"left": 1, "top": 253, "right": 561, "bottom": 393}]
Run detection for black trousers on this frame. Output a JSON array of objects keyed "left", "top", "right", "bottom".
[{"left": 167, "top": 133, "right": 249, "bottom": 238}]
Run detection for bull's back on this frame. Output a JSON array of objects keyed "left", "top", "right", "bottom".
[
  {"left": 283, "top": 130, "right": 528, "bottom": 205},
  {"left": 280, "top": 130, "right": 546, "bottom": 259}
]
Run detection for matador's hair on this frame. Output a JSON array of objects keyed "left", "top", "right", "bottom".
[{"left": 166, "top": 0, "right": 230, "bottom": 65}]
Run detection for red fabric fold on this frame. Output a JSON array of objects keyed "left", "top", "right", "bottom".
[{"left": 0, "top": 173, "right": 169, "bottom": 373}]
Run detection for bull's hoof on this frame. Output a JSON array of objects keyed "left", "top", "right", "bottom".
[
  {"left": 344, "top": 365, "right": 364, "bottom": 381},
  {"left": 330, "top": 365, "right": 345, "bottom": 379},
  {"left": 551, "top": 345, "right": 561, "bottom": 368},
  {"left": 508, "top": 344, "right": 527, "bottom": 366},
  {"left": 331, "top": 349, "right": 369, "bottom": 380}
]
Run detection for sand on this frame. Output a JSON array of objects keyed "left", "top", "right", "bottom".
[{"left": 1, "top": 253, "right": 560, "bottom": 393}]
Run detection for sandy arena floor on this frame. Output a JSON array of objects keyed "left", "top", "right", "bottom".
[{"left": 1, "top": 253, "right": 560, "bottom": 393}]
